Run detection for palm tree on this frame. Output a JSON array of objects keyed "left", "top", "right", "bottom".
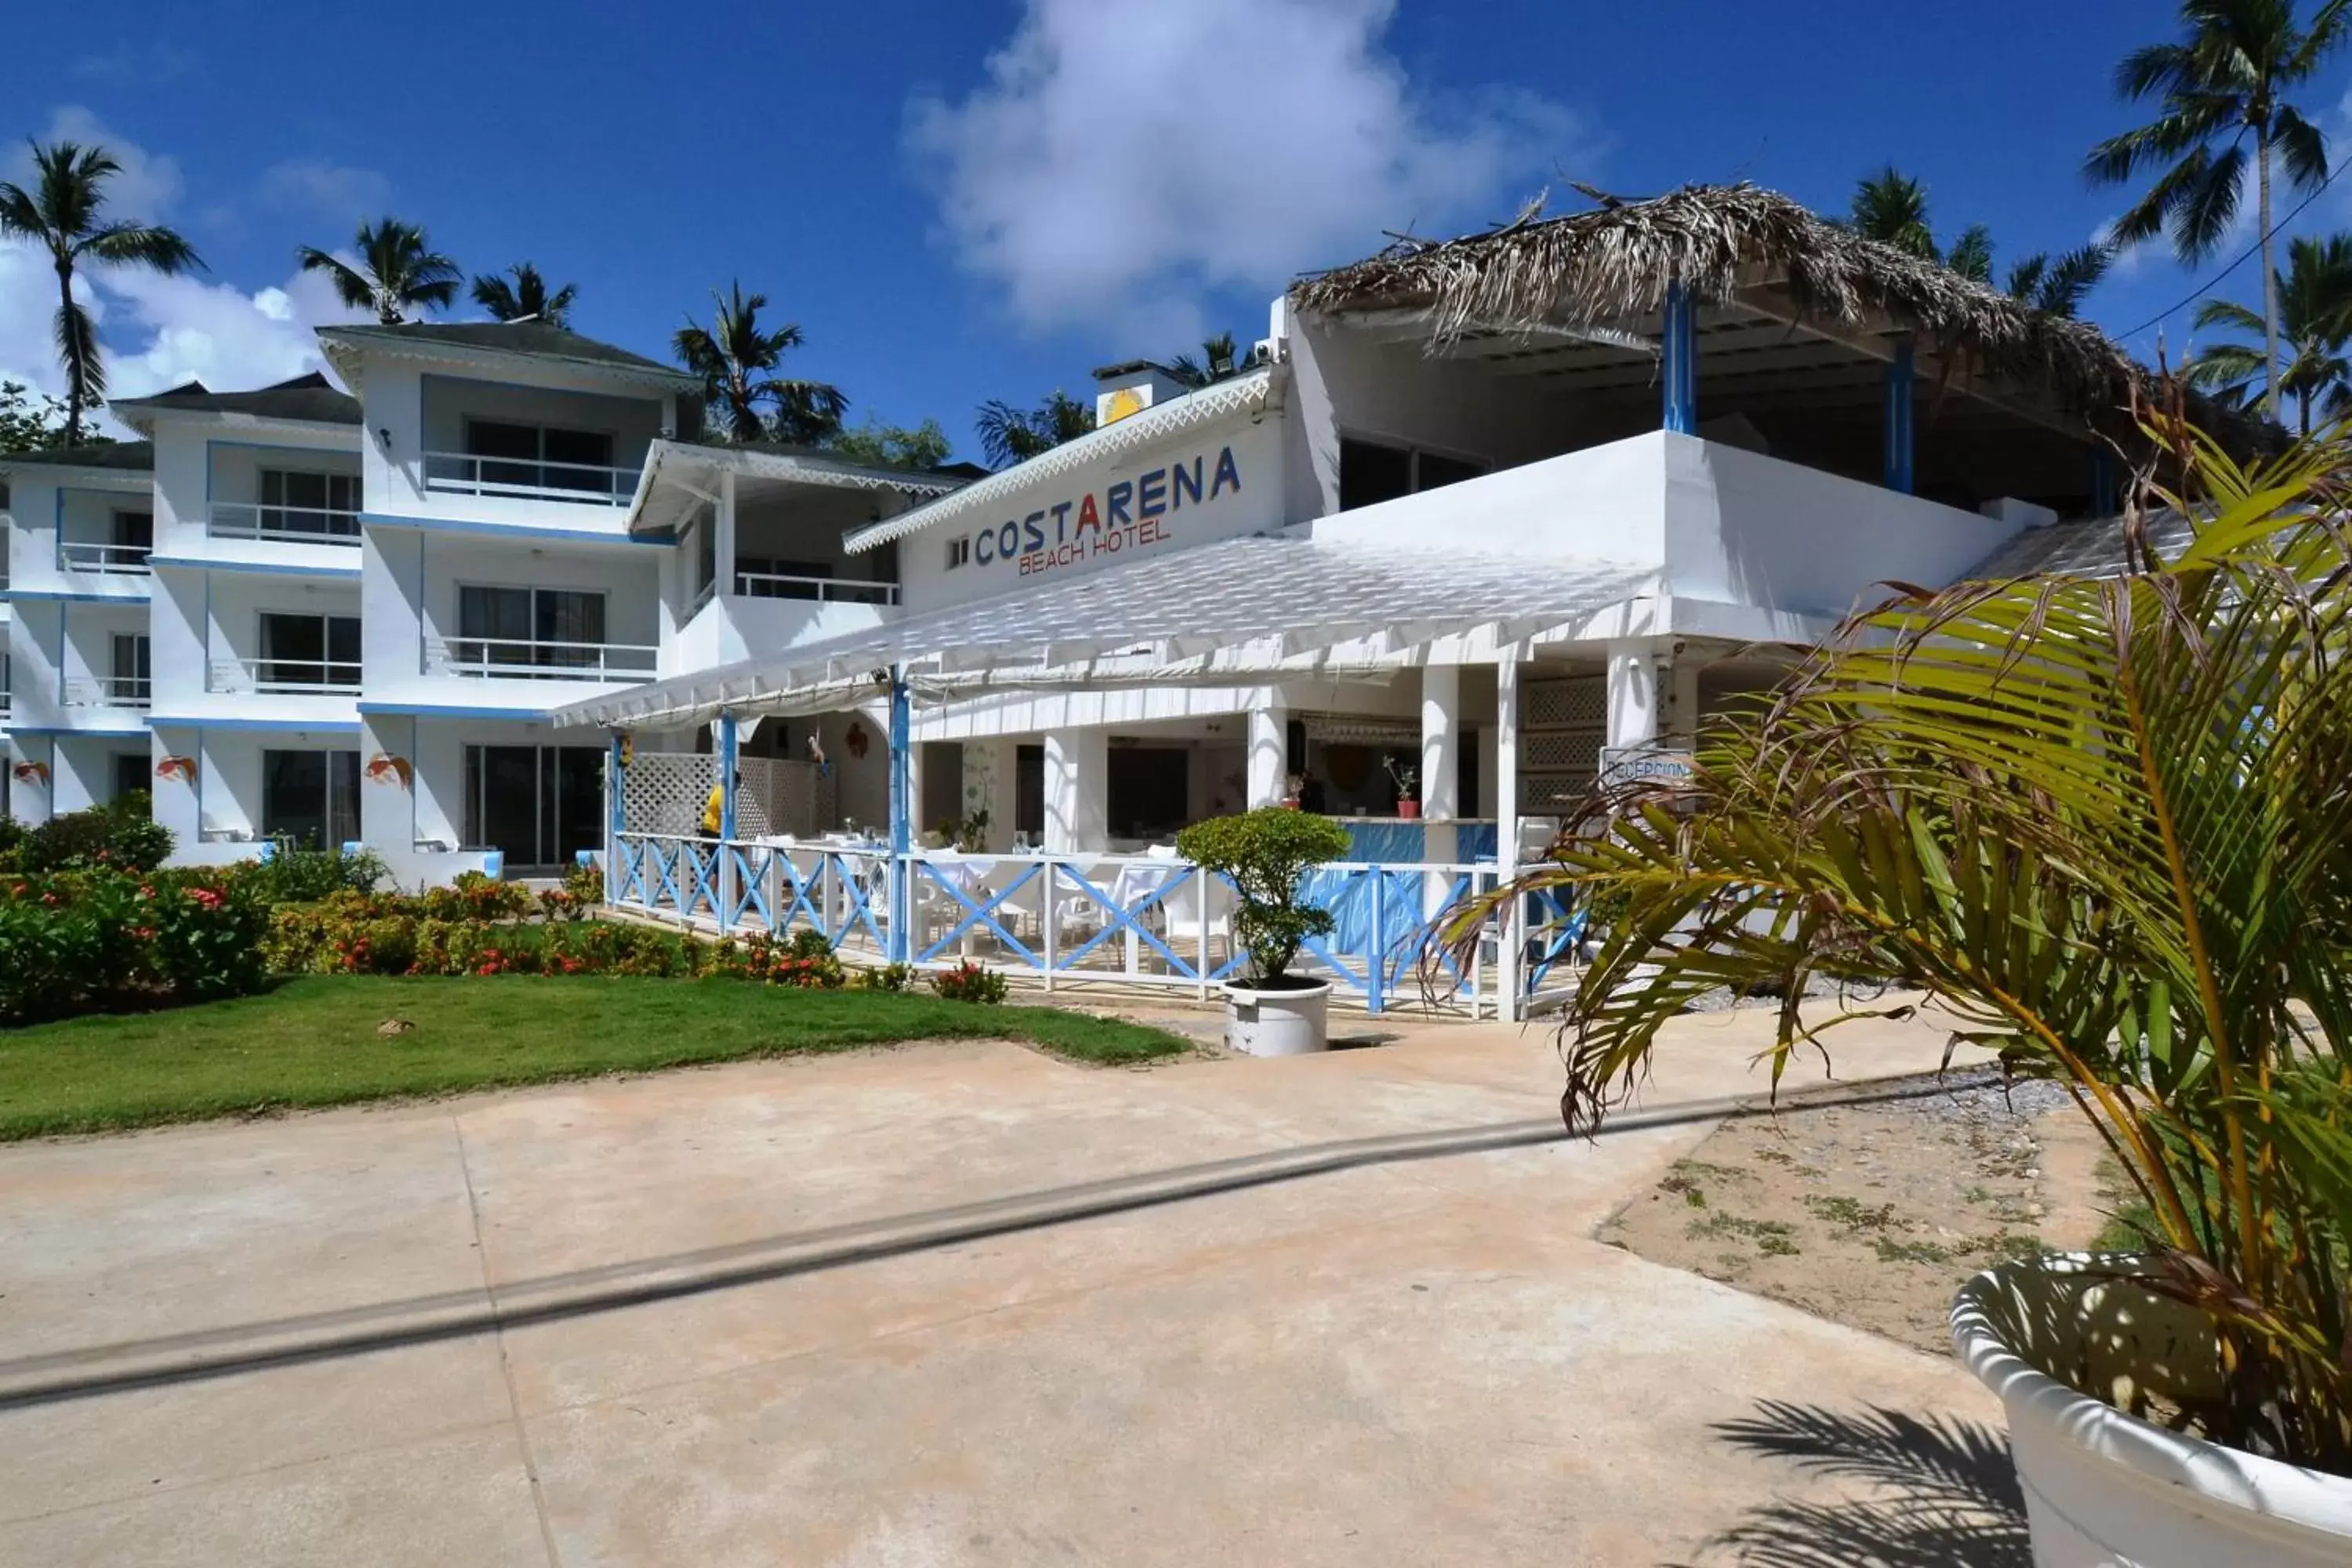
[
  {"left": 2187, "top": 231, "right": 2352, "bottom": 431},
  {"left": 1168, "top": 332, "right": 1243, "bottom": 388},
  {"left": 297, "top": 218, "right": 460, "bottom": 325},
  {"left": 1944, "top": 223, "right": 1995, "bottom": 282},
  {"left": 672, "top": 281, "right": 847, "bottom": 445},
  {"left": 2004, "top": 242, "right": 2117, "bottom": 318},
  {"left": 1446, "top": 423, "right": 2352, "bottom": 1468},
  {"left": 974, "top": 390, "right": 1094, "bottom": 469},
  {"left": 0, "top": 140, "right": 202, "bottom": 447},
  {"left": 470, "top": 262, "right": 577, "bottom": 328},
  {"left": 2089, "top": 0, "right": 2352, "bottom": 419},
  {"left": 1847, "top": 166, "right": 1939, "bottom": 259}
]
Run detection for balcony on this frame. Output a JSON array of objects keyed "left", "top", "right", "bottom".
[
  {"left": 732, "top": 571, "right": 898, "bottom": 606},
  {"left": 208, "top": 655, "right": 363, "bottom": 697},
  {"left": 59, "top": 542, "right": 152, "bottom": 575},
  {"left": 421, "top": 452, "right": 640, "bottom": 508},
  {"left": 209, "top": 502, "right": 361, "bottom": 546},
  {"left": 64, "top": 674, "right": 151, "bottom": 710},
  {"left": 425, "top": 636, "right": 658, "bottom": 683}
]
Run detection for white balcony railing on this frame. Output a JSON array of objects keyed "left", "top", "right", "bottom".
[
  {"left": 59, "top": 542, "right": 152, "bottom": 575},
  {"left": 63, "top": 675, "right": 151, "bottom": 710},
  {"left": 732, "top": 571, "right": 899, "bottom": 606},
  {"left": 208, "top": 502, "right": 361, "bottom": 546},
  {"left": 208, "top": 656, "right": 363, "bottom": 696},
  {"left": 426, "top": 636, "right": 659, "bottom": 682},
  {"left": 420, "top": 452, "right": 641, "bottom": 507}
]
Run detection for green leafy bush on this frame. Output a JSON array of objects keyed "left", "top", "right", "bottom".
[
  {"left": 1174, "top": 807, "right": 1350, "bottom": 985},
  {"left": 0, "top": 868, "right": 267, "bottom": 1024},
  {"left": 931, "top": 960, "right": 1008, "bottom": 1004},
  {"left": 11, "top": 798, "right": 175, "bottom": 875},
  {"left": 854, "top": 962, "right": 914, "bottom": 993},
  {"left": 235, "top": 842, "right": 387, "bottom": 906}
]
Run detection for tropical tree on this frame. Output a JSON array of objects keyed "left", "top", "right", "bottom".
[
  {"left": 2003, "top": 243, "right": 2117, "bottom": 318},
  {"left": 1168, "top": 331, "right": 1243, "bottom": 388},
  {"left": 973, "top": 390, "right": 1094, "bottom": 469},
  {"left": 297, "top": 218, "right": 460, "bottom": 325},
  {"left": 0, "top": 379, "right": 108, "bottom": 454},
  {"left": 1443, "top": 417, "right": 2352, "bottom": 1470},
  {"left": 824, "top": 416, "right": 953, "bottom": 470},
  {"left": 673, "top": 281, "right": 847, "bottom": 445},
  {"left": 2187, "top": 230, "right": 2352, "bottom": 431},
  {"left": 2089, "top": 0, "right": 2352, "bottom": 418},
  {"left": 1848, "top": 166, "right": 1939, "bottom": 258},
  {"left": 470, "top": 262, "right": 577, "bottom": 327},
  {"left": 0, "top": 140, "right": 202, "bottom": 447}
]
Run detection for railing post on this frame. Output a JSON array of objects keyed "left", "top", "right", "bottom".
[
  {"left": 1368, "top": 871, "right": 1385, "bottom": 1015},
  {"left": 1198, "top": 867, "right": 1210, "bottom": 1001},
  {"left": 607, "top": 731, "right": 626, "bottom": 903},
  {"left": 1042, "top": 860, "right": 1057, "bottom": 992}
]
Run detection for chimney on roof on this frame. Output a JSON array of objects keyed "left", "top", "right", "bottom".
[{"left": 1091, "top": 360, "right": 1186, "bottom": 427}]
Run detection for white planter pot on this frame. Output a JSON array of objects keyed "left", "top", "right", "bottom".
[
  {"left": 1951, "top": 1253, "right": 2352, "bottom": 1566},
  {"left": 1222, "top": 981, "right": 1330, "bottom": 1056}
]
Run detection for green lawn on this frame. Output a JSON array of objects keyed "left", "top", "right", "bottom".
[{"left": 0, "top": 976, "right": 1191, "bottom": 1140}]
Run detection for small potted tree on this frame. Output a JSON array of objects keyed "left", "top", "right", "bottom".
[
  {"left": 1386, "top": 755, "right": 1420, "bottom": 818},
  {"left": 1177, "top": 806, "right": 1351, "bottom": 1055}
]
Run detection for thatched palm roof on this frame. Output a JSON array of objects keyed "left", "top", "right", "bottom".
[{"left": 1289, "top": 183, "right": 2204, "bottom": 439}]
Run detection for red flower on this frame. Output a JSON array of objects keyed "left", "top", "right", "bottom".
[{"left": 190, "top": 887, "right": 224, "bottom": 910}]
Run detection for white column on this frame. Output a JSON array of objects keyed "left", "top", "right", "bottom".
[
  {"left": 1665, "top": 655, "right": 1700, "bottom": 747},
  {"left": 1246, "top": 699, "right": 1288, "bottom": 808},
  {"left": 1494, "top": 646, "right": 1523, "bottom": 1019},
  {"left": 1043, "top": 728, "right": 1107, "bottom": 852},
  {"left": 716, "top": 469, "right": 738, "bottom": 599},
  {"left": 1606, "top": 641, "right": 1660, "bottom": 750},
  {"left": 1419, "top": 663, "right": 1460, "bottom": 868}
]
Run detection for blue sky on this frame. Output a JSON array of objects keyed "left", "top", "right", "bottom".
[{"left": 7, "top": 0, "right": 2350, "bottom": 457}]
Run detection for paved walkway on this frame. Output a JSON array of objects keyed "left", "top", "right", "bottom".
[{"left": 0, "top": 1004, "right": 2002, "bottom": 1565}]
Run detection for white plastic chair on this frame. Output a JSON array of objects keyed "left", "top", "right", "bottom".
[{"left": 1155, "top": 871, "right": 1236, "bottom": 973}]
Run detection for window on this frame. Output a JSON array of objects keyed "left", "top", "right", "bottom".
[
  {"left": 1107, "top": 747, "right": 1191, "bottom": 840},
  {"left": 114, "top": 752, "right": 151, "bottom": 805},
  {"left": 1338, "top": 437, "right": 1487, "bottom": 511},
  {"left": 464, "top": 419, "right": 616, "bottom": 495},
  {"left": 945, "top": 535, "right": 971, "bottom": 570},
  {"left": 263, "top": 750, "right": 361, "bottom": 848},
  {"left": 260, "top": 470, "right": 359, "bottom": 537},
  {"left": 110, "top": 633, "right": 151, "bottom": 704},
  {"left": 458, "top": 586, "right": 606, "bottom": 670},
  {"left": 462, "top": 745, "right": 606, "bottom": 867},
  {"left": 259, "top": 613, "right": 361, "bottom": 688},
  {"left": 111, "top": 509, "right": 154, "bottom": 552}
]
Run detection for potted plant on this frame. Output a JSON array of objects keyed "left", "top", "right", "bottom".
[
  {"left": 1385, "top": 755, "right": 1420, "bottom": 818},
  {"left": 1446, "top": 419, "right": 2352, "bottom": 1561},
  {"left": 1177, "top": 806, "right": 1351, "bottom": 1055}
]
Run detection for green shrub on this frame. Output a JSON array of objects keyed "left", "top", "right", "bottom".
[
  {"left": 0, "top": 867, "right": 267, "bottom": 1024},
  {"left": 236, "top": 842, "right": 387, "bottom": 906},
  {"left": 14, "top": 799, "right": 175, "bottom": 875},
  {"left": 1174, "top": 807, "right": 1350, "bottom": 984},
  {"left": 563, "top": 861, "right": 604, "bottom": 906},
  {"left": 854, "top": 962, "right": 914, "bottom": 993},
  {"left": 931, "top": 960, "right": 1008, "bottom": 1004}
]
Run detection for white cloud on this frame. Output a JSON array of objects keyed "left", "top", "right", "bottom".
[
  {"left": 0, "top": 108, "right": 370, "bottom": 434},
  {"left": 907, "top": 0, "right": 1589, "bottom": 344},
  {"left": 258, "top": 157, "right": 394, "bottom": 223}
]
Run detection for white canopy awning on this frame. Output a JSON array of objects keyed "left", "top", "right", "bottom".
[{"left": 552, "top": 533, "right": 1657, "bottom": 731}]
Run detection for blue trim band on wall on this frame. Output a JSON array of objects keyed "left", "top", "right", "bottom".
[
  {"left": 357, "top": 701, "right": 556, "bottom": 721},
  {"left": 147, "top": 715, "right": 364, "bottom": 733},
  {"left": 360, "top": 511, "right": 675, "bottom": 547},
  {"left": 147, "top": 556, "right": 362, "bottom": 579}
]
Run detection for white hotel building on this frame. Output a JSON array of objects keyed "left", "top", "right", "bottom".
[
  {"left": 4, "top": 187, "right": 2226, "bottom": 924},
  {"left": 1, "top": 322, "right": 956, "bottom": 881}
]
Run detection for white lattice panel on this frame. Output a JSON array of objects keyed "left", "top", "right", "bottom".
[
  {"left": 740, "top": 757, "right": 831, "bottom": 837},
  {"left": 626, "top": 752, "right": 716, "bottom": 836},
  {"left": 1522, "top": 677, "right": 1605, "bottom": 728},
  {"left": 1519, "top": 730, "right": 1602, "bottom": 775}
]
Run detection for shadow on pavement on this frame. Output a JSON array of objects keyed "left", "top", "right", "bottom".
[{"left": 1691, "top": 1400, "right": 2029, "bottom": 1567}]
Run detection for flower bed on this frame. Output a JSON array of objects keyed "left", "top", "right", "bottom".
[{"left": 0, "top": 867, "right": 269, "bottom": 1025}]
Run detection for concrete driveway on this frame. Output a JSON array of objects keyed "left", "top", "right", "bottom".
[{"left": 0, "top": 1003, "right": 2004, "bottom": 1566}]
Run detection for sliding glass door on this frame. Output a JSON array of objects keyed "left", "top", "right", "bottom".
[
  {"left": 262, "top": 750, "right": 361, "bottom": 847},
  {"left": 463, "top": 745, "right": 607, "bottom": 869}
]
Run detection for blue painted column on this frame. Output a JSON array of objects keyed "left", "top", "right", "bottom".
[
  {"left": 1882, "top": 338, "right": 1916, "bottom": 493},
  {"left": 606, "top": 731, "right": 626, "bottom": 899},
  {"left": 2090, "top": 446, "right": 2117, "bottom": 517},
  {"left": 717, "top": 713, "right": 739, "bottom": 839},
  {"left": 887, "top": 667, "right": 912, "bottom": 964},
  {"left": 1661, "top": 281, "right": 1697, "bottom": 434}
]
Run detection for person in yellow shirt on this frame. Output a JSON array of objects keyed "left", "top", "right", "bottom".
[{"left": 701, "top": 771, "right": 739, "bottom": 837}]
